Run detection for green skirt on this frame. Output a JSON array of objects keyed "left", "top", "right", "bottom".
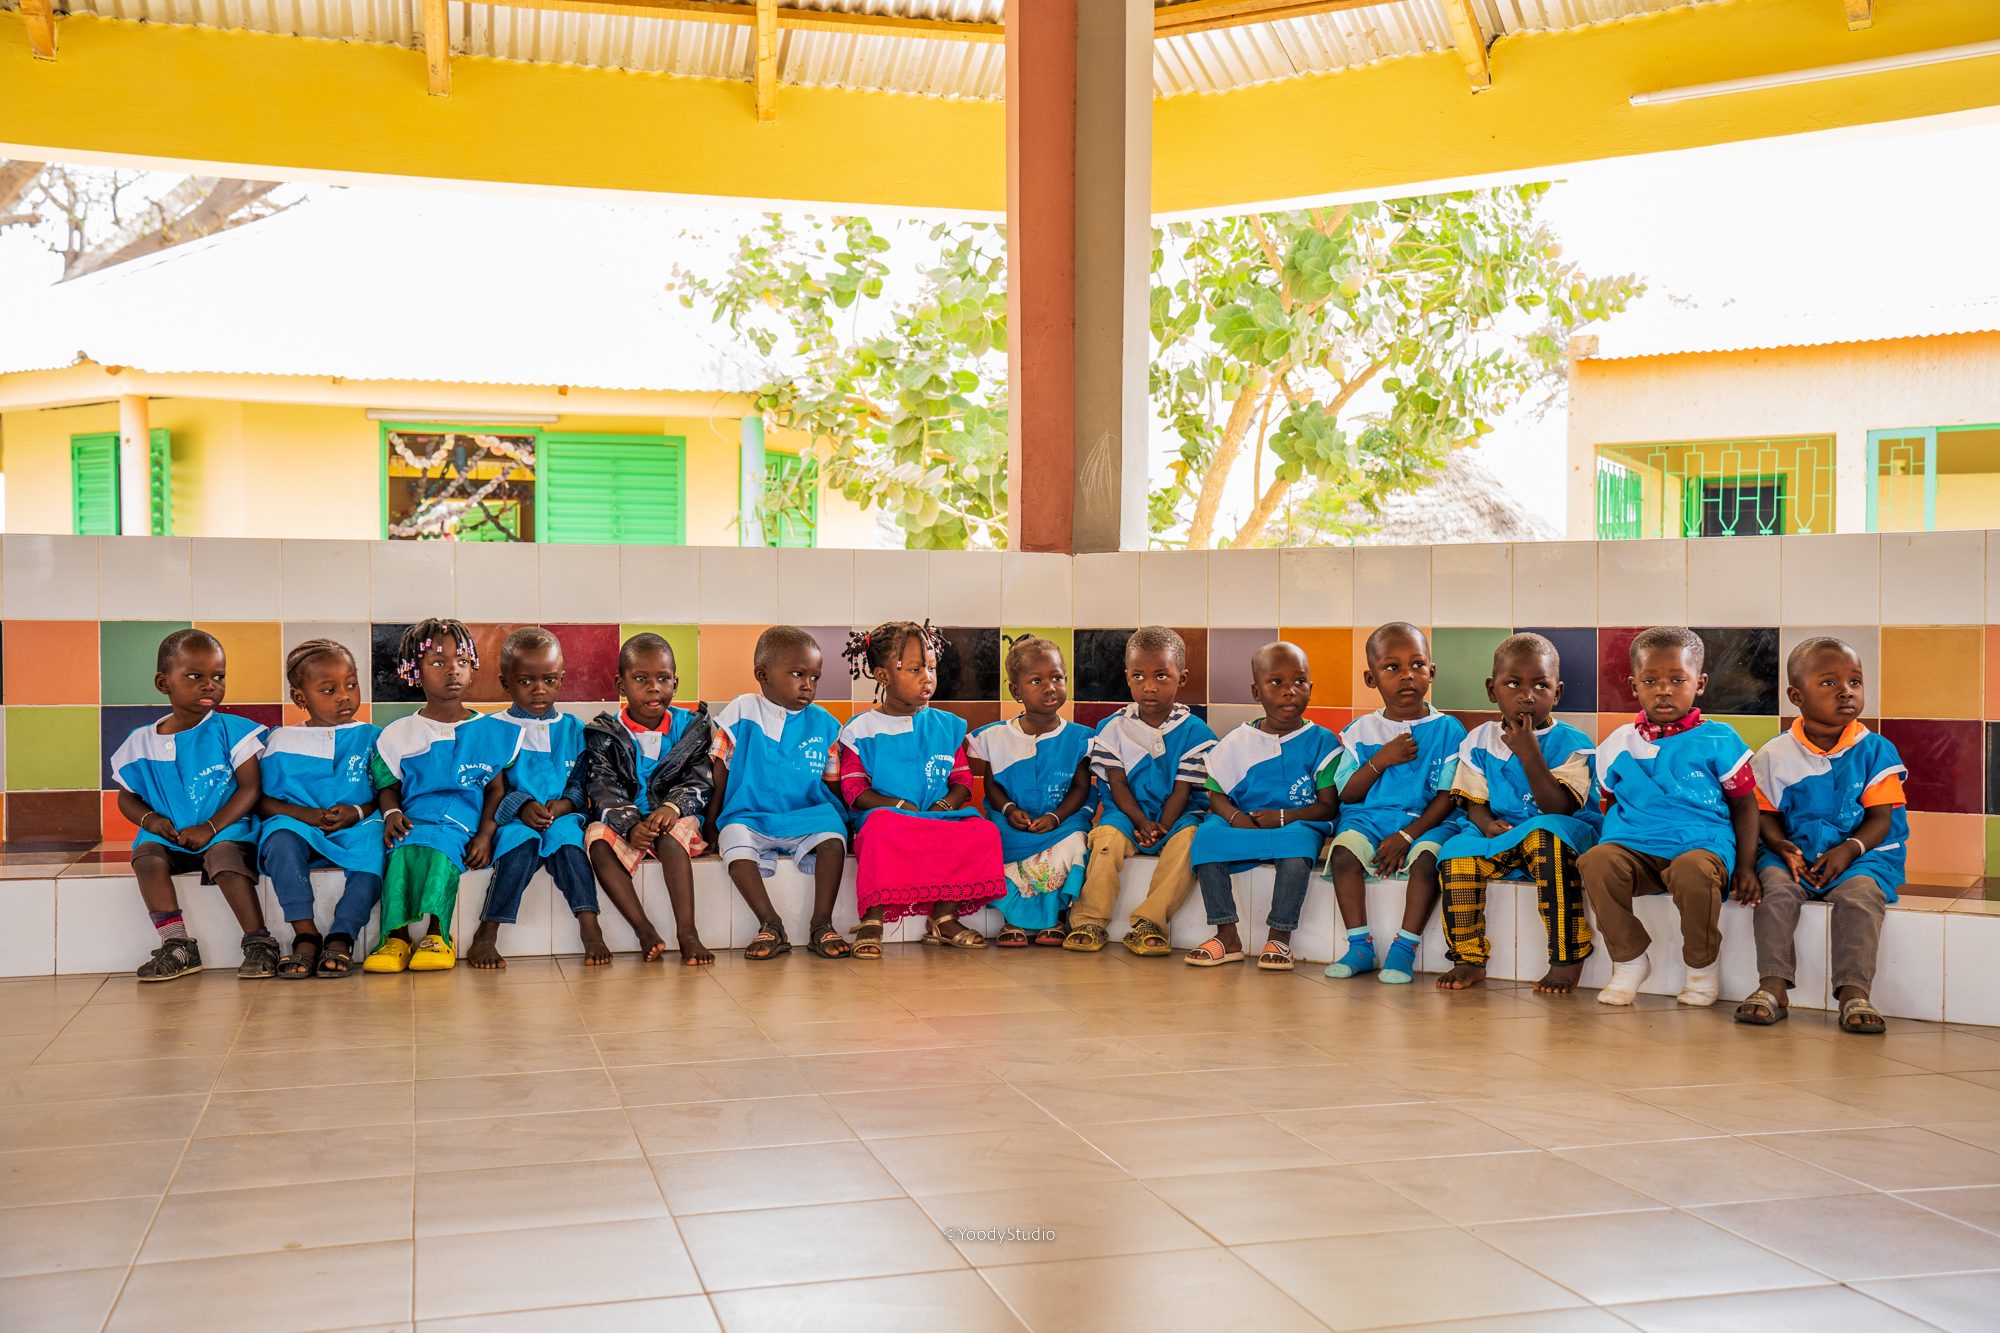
[{"left": 381, "top": 845, "right": 461, "bottom": 941}]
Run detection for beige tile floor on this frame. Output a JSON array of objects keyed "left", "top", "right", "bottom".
[{"left": 4, "top": 948, "right": 2000, "bottom": 1332}]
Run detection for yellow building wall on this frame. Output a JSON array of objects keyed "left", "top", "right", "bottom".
[{"left": 0, "top": 397, "right": 873, "bottom": 546}]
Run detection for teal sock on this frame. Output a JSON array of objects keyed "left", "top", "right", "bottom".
[
  {"left": 1380, "top": 929, "right": 1421, "bottom": 984},
  {"left": 1325, "top": 928, "right": 1375, "bottom": 979}
]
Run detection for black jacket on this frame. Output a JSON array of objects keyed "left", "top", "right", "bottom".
[{"left": 580, "top": 708, "right": 714, "bottom": 839}]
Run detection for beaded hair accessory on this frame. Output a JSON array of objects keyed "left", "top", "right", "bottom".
[
  {"left": 841, "top": 620, "right": 945, "bottom": 681},
  {"left": 396, "top": 636, "right": 480, "bottom": 687}
]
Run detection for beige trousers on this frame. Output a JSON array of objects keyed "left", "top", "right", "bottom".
[{"left": 1070, "top": 826, "right": 1197, "bottom": 930}]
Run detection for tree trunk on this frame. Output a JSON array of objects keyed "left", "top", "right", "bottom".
[
  {"left": 1183, "top": 369, "right": 1270, "bottom": 549},
  {"left": 65, "top": 178, "right": 281, "bottom": 279},
  {"left": 0, "top": 160, "right": 43, "bottom": 223}
]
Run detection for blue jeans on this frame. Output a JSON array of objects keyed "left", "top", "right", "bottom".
[
  {"left": 1197, "top": 858, "right": 1313, "bottom": 931},
  {"left": 261, "top": 830, "right": 381, "bottom": 940},
  {"left": 481, "top": 843, "right": 598, "bottom": 923}
]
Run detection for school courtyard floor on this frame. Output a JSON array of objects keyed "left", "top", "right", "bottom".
[{"left": 4, "top": 947, "right": 2000, "bottom": 1332}]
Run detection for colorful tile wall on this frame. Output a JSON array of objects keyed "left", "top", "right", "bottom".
[{"left": 0, "top": 533, "right": 1998, "bottom": 884}]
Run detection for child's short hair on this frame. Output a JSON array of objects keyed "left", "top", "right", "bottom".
[
  {"left": 1125, "top": 625, "right": 1187, "bottom": 671},
  {"left": 1363, "top": 621, "right": 1427, "bottom": 666},
  {"left": 617, "top": 633, "right": 676, "bottom": 677},
  {"left": 843, "top": 621, "right": 942, "bottom": 681},
  {"left": 1629, "top": 626, "right": 1704, "bottom": 672},
  {"left": 1492, "top": 632, "right": 1558, "bottom": 675},
  {"left": 396, "top": 618, "right": 477, "bottom": 688},
  {"left": 1786, "top": 634, "right": 1858, "bottom": 685},
  {"left": 284, "top": 637, "right": 356, "bottom": 688},
  {"left": 500, "top": 626, "right": 560, "bottom": 674},
  {"left": 754, "top": 625, "right": 820, "bottom": 672},
  {"left": 1003, "top": 633, "right": 1063, "bottom": 682},
  {"left": 156, "top": 628, "right": 224, "bottom": 674}
]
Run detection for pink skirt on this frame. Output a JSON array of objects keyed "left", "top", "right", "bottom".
[{"left": 853, "top": 810, "right": 1005, "bottom": 923}]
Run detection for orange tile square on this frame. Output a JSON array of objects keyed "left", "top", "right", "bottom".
[
  {"left": 1880, "top": 625, "right": 1981, "bottom": 719},
  {"left": 101, "top": 790, "right": 140, "bottom": 842},
  {"left": 696, "top": 624, "right": 766, "bottom": 702},
  {"left": 1595, "top": 712, "right": 1632, "bottom": 742},
  {"left": 819, "top": 701, "right": 855, "bottom": 723},
  {"left": 1304, "top": 706, "right": 1351, "bottom": 736},
  {"left": 197, "top": 621, "right": 284, "bottom": 706},
  {"left": 1349, "top": 625, "right": 1431, "bottom": 717},
  {"left": 1906, "top": 811, "right": 1986, "bottom": 879},
  {"left": 1280, "top": 626, "right": 1353, "bottom": 708},
  {"left": 4, "top": 621, "right": 100, "bottom": 705},
  {"left": 1986, "top": 626, "right": 2000, "bottom": 721}
]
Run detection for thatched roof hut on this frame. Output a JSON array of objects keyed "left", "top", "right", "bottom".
[{"left": 1341, "top": 449, "right": 1557, "bottom": 547}]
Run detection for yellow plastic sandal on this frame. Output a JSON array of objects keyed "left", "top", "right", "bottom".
[
  {"left": 362, "top": 937, "right": 412, "bottom": 974},
  {"left": 408, "top": 934, "right": 457, "bottom": 971}
]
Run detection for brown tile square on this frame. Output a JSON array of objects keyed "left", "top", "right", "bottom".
[
  {"left": 1881, "top": 625, "right": 1982, "bottom": 719},
  {"left": 459, "top": 623, "right": 526, "bottom": 704},
  {"left": 6, "top": 792, "right": 102, "bottom": 843},
  {"left": 3, "top": 622, "right": 99, "bottom": 705}
]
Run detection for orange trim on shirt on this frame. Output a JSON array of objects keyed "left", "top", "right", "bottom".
[
  {"left": 1862, "top": 773, "right": 1906, "bottom": 807},
  {"left": 1786, "top": 717, "right": 1867, "bottom": 756}
]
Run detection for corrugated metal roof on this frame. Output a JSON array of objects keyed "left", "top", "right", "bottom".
[
  {"left": 1579, "top": 296, "right": 2000, "bottom": 360},
  {"left": 0, "top": 190, "right": 803, "bottom": 392},
  {"left": 32, "top": 0, "right": 1722, "bottom": 100}
]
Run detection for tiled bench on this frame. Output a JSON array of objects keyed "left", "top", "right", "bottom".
[{"left": 9, "top": 851, "right": 1999, "bottom": 1026}]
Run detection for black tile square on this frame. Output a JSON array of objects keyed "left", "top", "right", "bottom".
[
  {"left": 1517, "top": 626, "right": 1598, "bottom": 714},
  {"left": 371, "top": 623, "right": 422, "bottom": 703},
  {"left": 1075, "top": 629, "right": 1136, "bottom": 703},
  {"left": 1694, "top": 626, "right": 1780, "bottom": 716},
  {"left": 934, "top": 626, "right": 1000, "bottom": 702},
  {"left": 100, "top": 705, "right": 171, "bottom": 790},
  {"left": 1985, "top": 722, "right": 2000, "bottom": 817}
]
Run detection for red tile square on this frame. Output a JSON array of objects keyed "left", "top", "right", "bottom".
[
  {"left": 7, "top": 791, "right": 103, "bottom": 843},
  {"left": 1881, "top": 719, "right": 1984, "bottom": 814},
  {"left": 545, "top": 624, "right": 621, "bottom": 703},
  {"left": 1598, "top": 627, "right": 1643, "bottom": 715}
]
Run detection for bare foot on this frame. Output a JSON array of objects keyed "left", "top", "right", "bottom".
[
  {"left": 679, "top": 931, "right": 715, "bottom": 966},
  {"left": 1536, "top": 962, "right": 1585, "bottom": 994},
  {"left": 638, "top": 928, "right": 669, "bottom": 963},
  {"left": 466, "top": 923, "right": 506, "bottom": 971},
  {"left": 578, "top": 915, "right": 613, "bottom": 967},
  {"left": 1436, "top": 962, "right": 1485, "bottom": 990}
]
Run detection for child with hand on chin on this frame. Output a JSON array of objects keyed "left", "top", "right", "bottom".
[
  {"left": 255, "top": 639, "right": 383, "bottom": 979},
  {"left": 113, "top": 629, "right": 272, "bottom": 982},
  {"left": 581, "top": 633, "right": 715, "bottom": 965},
  {"left": 467, "top": 627, "right": 605, "bottom": 971},
  {"left": 1434, "top": 634, "right": 1600, "bottom": 995},
  {"left": 365, "top": 619, "right": 516, "bottom": 974},
  {"left": 710, "top": 626, "right": 851, "bottom": 961},
  {"left": 968, "top": 636, "right": 1095, "bottom": 948},
  {"left": 1580, "top": 626, "right": 1760, "bottom": 1008},
  {"left": 1734, "top": 637, "right": 1906, "bottom": 1035},
  {"left": 1064, "top": 626, "right": 1217, "bottom": 956},
  {"left": 1323, "top": 622, "right": 1467, "bottom": 985},
  {"left": 1184, "top": 642, "right": 1340, "bottom": 972},
  {"left": 838, "top": 621, "right": 1004, "bottom": 959}
]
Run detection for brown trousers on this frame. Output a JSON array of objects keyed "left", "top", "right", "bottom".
[
  {"left": 1577, "top": 842, "right": 1726, "bottom": 968},
  {"left": 1755, "top": 867, "right": 1886, "bottom": 994}
]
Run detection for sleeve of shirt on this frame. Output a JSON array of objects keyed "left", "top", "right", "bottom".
[
  {"left": 370, "top": 751, "right": 397, "bottom": 791},
  {"left": 1449, "top": 741, "right": 1489, "bottom": 804},
  {"left": 1176, "top": 740, "right": 1214, "bottom": 788},
  {"left": 1434, "top": 757, "right": 1459, "bottom": 794},
  {"left": 1332, "top": 746, "right": 1362, "bottom": 791},
  {"left": 1862, "top": 771, "right": 1908, "bottom": 807},
  {"left": 1714, "top": 733, "right": 1756, "bottom": 799},
  {"left": 230, "top": 725, "right": 267, "bottom": 770},
  {"left": 950, "top": 744, "right": 973, "bottom": 788},
  {"left": 1087, "top": 731, "right": 1122, "bottom": 784},
  {"left": 1550, "top": 749, "right": 1593, "bottom": 807},
  {"left": 1315, "top": 741, "right": 1342, "bottom": 790},
  {"left": 837, "top": 742, "right": 870, "bottom": 806},
  {"left": 709, "top": 727, "right": 736, "bottom": 766}
]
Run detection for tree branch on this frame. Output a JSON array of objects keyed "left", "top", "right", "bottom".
[
  {"left": 0, "top": 161, "right": 44, "bottom": 220},
  {"left": 1184, "top": 368, "right": 1270, "bottom": 549}
]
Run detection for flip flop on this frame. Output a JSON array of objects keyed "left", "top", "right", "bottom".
[
  {"left": 805, "top": 925, "right": 851, "bottom": 960},
  {"left": 1733, "top": 988, "right": 1788, "bottom": 1025},
  {"left": 1257, "top": 940, "right": 1296, "bottom": 972},
  {"left": 1840, "top": 995, "right": 1887, "bottom": 1035},
  {"left": 745, "top": 924, "right": 791, "bottom": 961},
  {"left": 1185, "top": 938, "right": 1245, "bottom": 968}
]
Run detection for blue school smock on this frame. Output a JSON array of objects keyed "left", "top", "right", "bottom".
[
  {"left": 1596, "top": 719, "right": 1751, "bottom": 865},
  {"left": 111, "top": 710, "right": 267, "bottom": 853},
  {"left": 1089, "top": 705, "right": 1217, "bottom": 848},
  {"left": 628, "top": 707, "right": 697, "bottom": 816},
  {"left": 1190, "top": 720, "right": 1341, "bottom": 870},
  {"left": 713, "top": 693, "right": 847, "bottom": 844},
  {"left": 968, "top": 717, "right": 1095, "bottom": 862},
  {"left": 838, "top": 707, "right": 984, "bottom": 834},
  {"left": 491, "top": 709, "right": 587, "bottom": 860},
  {"left": 1752, "top": 721, "right": 1908, "bottom": 900},
  {"left": 1333, "top": 708, "right": 1468, "bottom": 847},
  {"left": 1435, "top": 721, "right": 1601, "bottom": 870},
  {"left": 256, "top": 722, "right": 386, "bottom": 875},
  {"left": 372, "top": 712, "right": 521, "bottom": 870}
]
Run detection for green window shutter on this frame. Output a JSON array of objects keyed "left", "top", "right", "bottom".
[
  {"left": 149, "top": 429, "right": 173, "bottom": 536},
  {"left": 539, "top": 434, "right": 686, "bottom": 545},
  {"left": 767, "top": 451, "right": 819, "bottom": 549},
  {"left": 71, "top": 433, "right": 121, "bottom": 535}
]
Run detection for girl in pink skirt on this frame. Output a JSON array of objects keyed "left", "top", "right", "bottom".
[{"left": 838, "top": 621, "right": 1004, "bottom": 959}]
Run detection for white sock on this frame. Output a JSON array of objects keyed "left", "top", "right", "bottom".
[
  {"left": 1678, "top": 962, "right": 1721, "bottom": 1007},
  {"left": 1597, "top": 956, "right": 1651, "bottom": 1006}
]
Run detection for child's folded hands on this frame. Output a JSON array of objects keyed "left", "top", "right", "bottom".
[{"left": 519, "top": 800, "right": 553, "bottom": 831}]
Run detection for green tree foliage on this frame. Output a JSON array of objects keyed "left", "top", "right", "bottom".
[
  {"left": 670, "top": 215, "right": 1008, "bottom": 550},
  {"left": 679, "top": 187, "right": 1636, "bottom": 550},
  {"left": 1152, "top": 186, "right": 1640, "bottom": 548}
]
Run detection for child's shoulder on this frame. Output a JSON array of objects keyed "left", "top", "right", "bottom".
[{"left": 1688, "top": 718, "right": 1751, "bottom": 753}]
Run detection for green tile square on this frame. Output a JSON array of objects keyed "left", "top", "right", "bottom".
[
  {"left": 1001, "top": 627, "right": 1074, "bottom": 704},
  {"left": 1986, "top": 817, "right": 2000, "bottom": 878},
  {"left": 621, "top": 624, "right": 699, "bottom": 702},
  {"left": 1713, "top": 714, "right": 1781, "bottom": 752},
  {"left": 9, "top": 706, "right": 102, "bottom": 791},
  {"left": 370, "top": 701, "right": 424, "bottom": 728},
  {"left": 1430, "top": 627, "right": 1511, "bottom": 713},
  {"left": 100, "top": 621, "right": 193, "bottom": 706}
]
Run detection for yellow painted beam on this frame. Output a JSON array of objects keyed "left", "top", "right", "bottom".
[
  {"left": 423, "top": 0, "right": 451, "bottom": 96},
  {"left": 1440, "top": 0, "right": 1490, "bottom": 90},
  {"left": 1846, "top": 0, "right": 1874, "bottom": 31},
  {"left": 479, "top": 0, "right": 1003, "bottom": 42},
  {"left": 754, "top": 0, "right": 777, "bottom": 123},
  {"left": 1157, "top": 0, "right": 2000, "bottom": 214},
  {"left": 0, "top": 14, "right": 1005, "bottom": 212},
  {"left": 20, "top": 0, "right": 55, "bottom": 59},
  {"left": 1154, "top": 0, "right": 1396, "bottom": 39}
]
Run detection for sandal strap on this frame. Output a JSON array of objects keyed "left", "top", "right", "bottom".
[{"left": 1261, "top": 940, "right": 1293, "bottom": 958}]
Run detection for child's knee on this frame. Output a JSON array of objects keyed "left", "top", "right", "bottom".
[{"left": 1087, "top": 827, "right": 1132, "bottom": 858}]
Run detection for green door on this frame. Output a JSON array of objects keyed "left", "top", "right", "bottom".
[
  {"left": 766, "top": 451, "right": 819, "bottom": 549},
  {"left": 539, "top": 434, "right": 687, "bottom": 544}
]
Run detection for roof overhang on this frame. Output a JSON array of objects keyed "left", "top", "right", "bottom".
[{"left": 3, "top": 1, "right": 1999, "bottom": 215}]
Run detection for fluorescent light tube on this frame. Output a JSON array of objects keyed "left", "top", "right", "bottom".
[{"left": 1631, "top": 39, "right": 2000, "bottom": 107}]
